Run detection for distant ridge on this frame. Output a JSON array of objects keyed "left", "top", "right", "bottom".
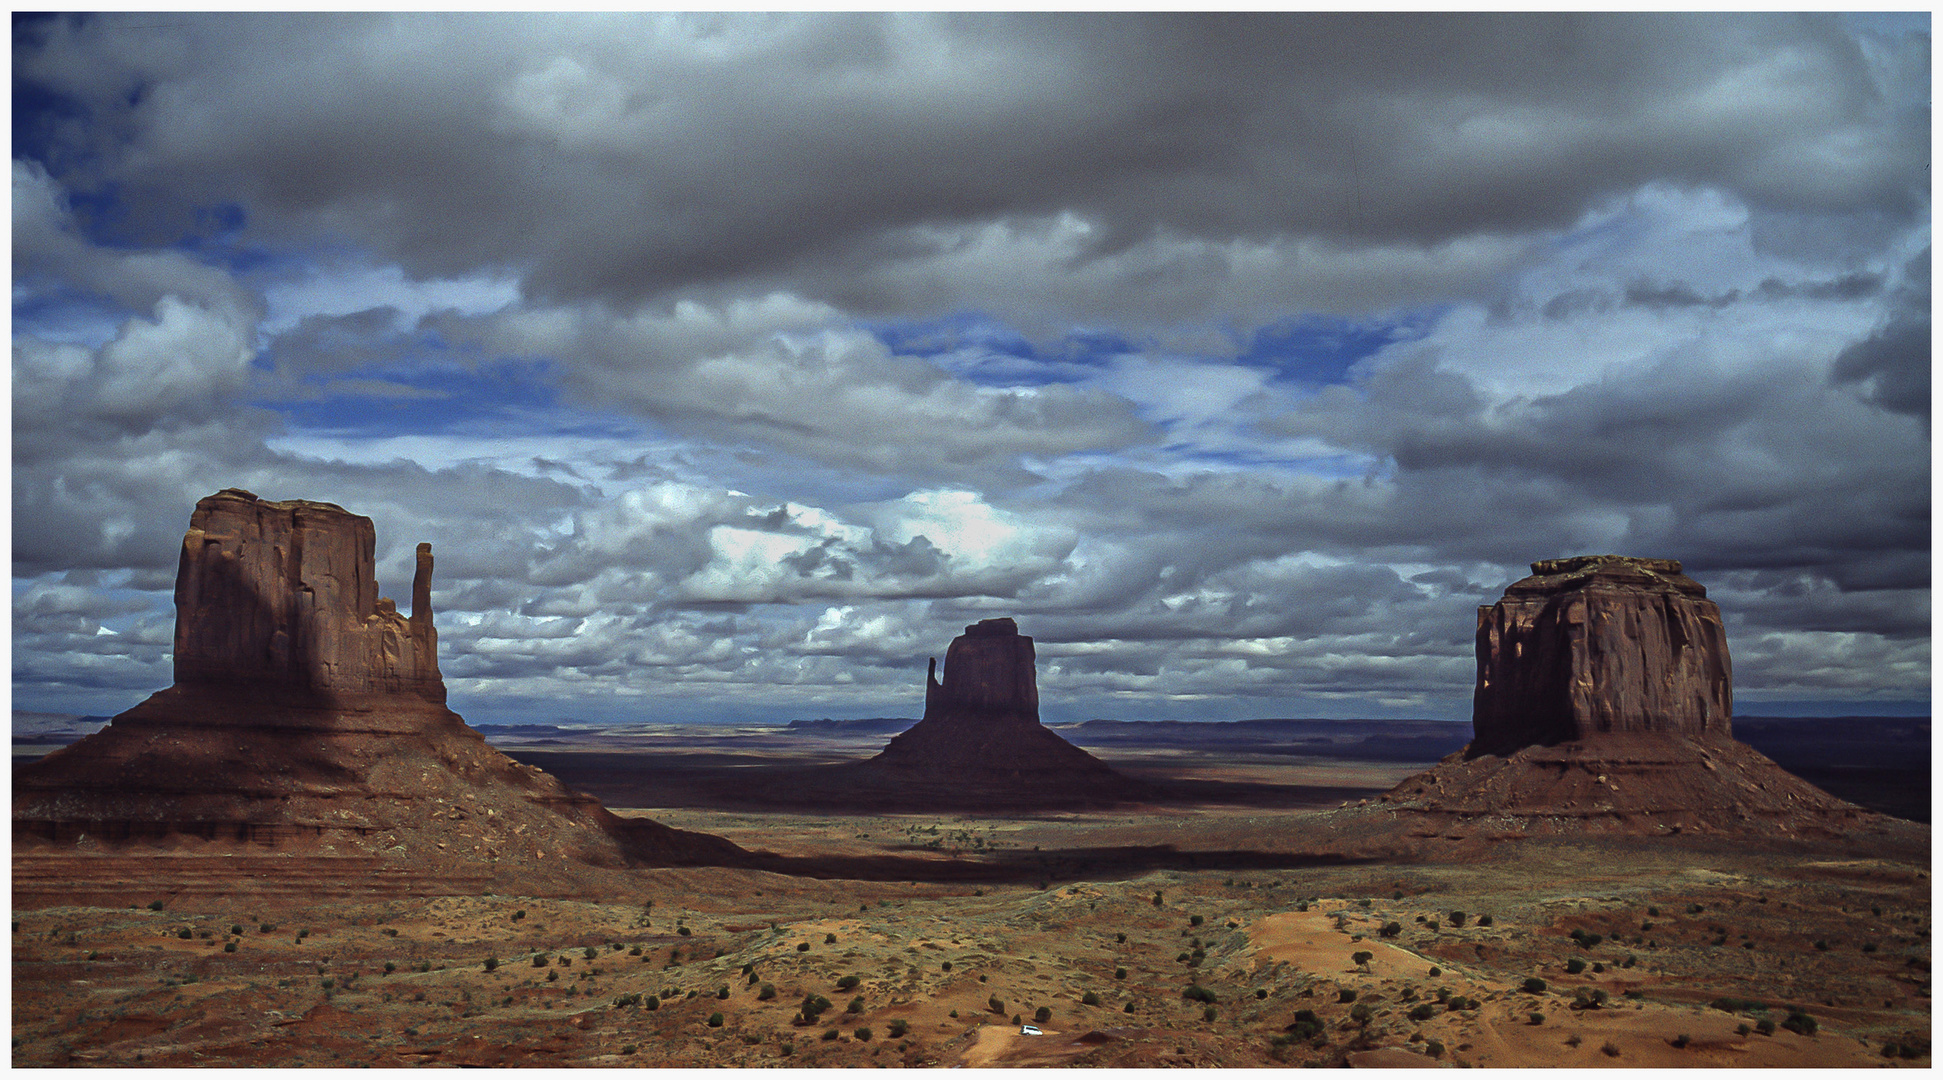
[{"left": 784, "top": 717, "right": 918, "bottom": 735}]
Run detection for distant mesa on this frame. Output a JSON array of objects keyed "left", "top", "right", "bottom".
[
  {"left": 14, "top": 489, "right": 741, "bottom": 901},
  {"left": 1370, "top": 555, "right": 1875, "bottom": 839},
  {"left": 847, "top": 618, "right": 1145, "bottom": 808}
]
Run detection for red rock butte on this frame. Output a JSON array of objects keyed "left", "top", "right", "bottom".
[
  {"left": 13, "top": 489, "right": 740, "bottom": 903},
  {"left": 1364, "top": 555, "right": 1874, "bottom": 841},
  {"left": 1471, "top": 555, "right": 1732, "bottom": 757},
  {"left": 854, "top": 618, "right": 1143, "bottom": 807}
]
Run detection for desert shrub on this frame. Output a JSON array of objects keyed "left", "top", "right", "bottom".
[
  {"left": 1115, "top": 932, "right": 1127, "bottom": 943},
  {"left": 1337, "top": 988, "right": 1357, "bottom": 1004},
  {"left": 1523, "top": 977, "right": 1548, "bottom": 993},
  {"left": 1034, "top": 1006, "right": 1051, "bottom": 1023},
  {"left": 1646, "top": 906, "right": 1660, "bottom": 917},
  {"left": 1184, "top": 985, "right": 1218, "bottom": 1003},
  {"left": 1378, "top": 921, "right": 1402, "bottom": 938},
  {"left": 846, "top": 996, "right": 866, "bottom": 1015},
  {"left": 888, "top": 1019, "right": 908, "bottom": 1038},
  {"left": 1425, "top": 1040, "right": 1445, "bottom": 1058},
  {"left": 533, "top": 954, "right": 549, "bottom": 967},
  {"left": 1529, "top": 1011, "right": 1545, "bottom": 1025},
  {"left": 1565, "top": 958, "right": 1587, "bottom": 975},
  {"left": 1286, "top": 1009, "right": 1323, "bottom": 1040},
  {"left": 1409, "top": 1003, "right": 1435, "bottom": 1022},
  {"left": 758, "top": 983, "right": 776, "bottom": 1001},
  {"left": 942, "top": 961, "right": 952, "bottom": 971},
  {"left": 512, "top": 910, "right": 525, "bottom": 921},
  {"left": 1477, "top": 914, "right": 1493, "bottom": 927},
  {"left": 1082, "top": 991, "right": 1101, "bottom": 1006},
  {"left": 1426, "top": 920, "right": 1440, "bottom": 930},
  {"left": 1256, "top": 988, "right": 1269, "bottom": 1000},
  {"left": 796, "top": 942, "right": 810, "bottom": 952},
  {"left": 1568, "top": 929, "right": 1603, "bottom": 949},
  {"left": 559, "top": 955, "right": 571, "bottom": 966},
  {"left": 177, "top": 928, "right": 192, "bottom": 940},
  {"left": 1591, "top": 962, "right": 1605, "bottom": 973},
  {"left": 1736, "top": 1023, "right": 1750, "bottom": 1035},
  {"left": 717, "top": 985, "right": 730, "bottom": 999},
  {"left": 821, "top": 1028, "right": 839, "bottom": 1041},
  {"left": 1152, "top": 892, "right": 1164, "bottom": 907},
  {"left": 837, "top": 975, "right": 860, "bottom": 991},
  {"left": 546, "top": 970, "right": 559, "bottom": 982},
  {"left": 1352, "top": 951, "right": 1373, "bottom": 967},
  {"left": 1123, "top": 1002, "right": 1135, "bottom": 1014},
  {"left": 1203, "top": 1006, "right": 1218, "bottom": 1022},
  {"left": 1710, "top": 997, "right": 1766, "bottom": 1014},
  {"left": 1781, "top": 1011, "right": 1818, "bottom": 1036},
  {"left": 1427, "top": 966, "right": 1441, "bottom": 977},
  {"left": 484, "top": 956, "right": 500, "bottom": 972},
  {"left": 224, "top": 941, "right": 237, "bottom": 953},
  {"left": 621, "top": 1043, "right": 637, "bottom": 1055},
  {"left": 854, "top": 1025, "right": 873, "bottom": 1041},
  {"left": 705, "top": 1012, "right": 723, "bottom": 1028},
  {"left": 1755, "top": 1019, "right": 1776, "bottom": 1036},
  {"left": 1600, "top": 1041, "right": 1621, "bottom": 1057},
  {"left": 583, "top": 947, "right": 599, "bottom": 960},
  {"left": 1671, "top": 1034, "right": 1690, "bottom": 1048},
  {"left": 1114, "top": 967, "right": 1127, "bottom": 980},
  {"left": 988, "top": 995, "right": 1005, "bottom": 1015},
  {"left": 1686, "top": 904, "right": 1703, "bottom": 914},
  {"left": 825, "top": 933, "right": 837, "bottom": 944},
  {"left": 1863, "top": 942, "right": 1879, "bottom": 954},
  {"left": 1565, "top": 1034, "right": 1582, "bottom": 1048},
  {"left": 801, "top": 994, "right": 833, "bottom": 1020}
]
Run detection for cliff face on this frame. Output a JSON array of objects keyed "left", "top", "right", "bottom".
[
  {"left": 14, "top": 489, "right": 743, "bottom": 896},
  {"left": 923, "top": 617, "right": 1040, "bottom": 725},
  {"left": 172, "top": 489, "right": 442, "bottom": 701},
  {"left": 1471, "top": 555, "right": 1732, "bottom": 757}
]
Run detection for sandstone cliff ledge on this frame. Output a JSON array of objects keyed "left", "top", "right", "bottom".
[{"left": 14, "top": 490, "right": 741, "bottom": 901}]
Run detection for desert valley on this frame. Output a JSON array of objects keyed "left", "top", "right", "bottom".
[{"left": 9, "top": 491, "right": 1931, "bottom": 1069}]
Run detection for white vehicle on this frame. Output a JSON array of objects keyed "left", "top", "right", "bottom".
[{"left": 1019, "top": 1024, "right": 1044, "bottom": 1036}]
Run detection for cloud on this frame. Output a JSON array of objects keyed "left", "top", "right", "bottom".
[{"left": 11, "top": 14, "right": 1929, "bottom": 723}]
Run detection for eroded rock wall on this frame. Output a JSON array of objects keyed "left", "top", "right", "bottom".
[
  {"left": 923, "top": 617, "right": 1040, "bottom": 725},
  {"left": 172, "top": 488, "right": 443, "bottom": 700},
  {"left": 1471, "top": 555, "right": 1732, "bottom": 756}
]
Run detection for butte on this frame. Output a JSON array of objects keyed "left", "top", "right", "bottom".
[
  {"left": 1362, "top": 555, "right": 1897, "bottom": 842},
  {"left": 838, "top": 618, "right": 1146, "bottom": 810},
  {"left": 13, "top": 489, "right": 741, "bottom": 904}
]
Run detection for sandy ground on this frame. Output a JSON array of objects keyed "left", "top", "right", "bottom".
[{"left": 12, "top": 787, "right": 1930, "bottom": 1068}]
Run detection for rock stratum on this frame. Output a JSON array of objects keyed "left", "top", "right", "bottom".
[
  {"left": 13, "top": 490, "right": 742, "bottom": 903},
  {"left": 1361, "top": 556, "right": 1880, "bottom": 842},
  {"left": 844, "top": 618, "right": 1145, "bottom": 808}
]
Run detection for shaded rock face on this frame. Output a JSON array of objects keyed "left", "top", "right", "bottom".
[
  {"left": 924, "top": 617, "right": 1040, "bottom": 725},
  {"left": 14, "top": 490, "right": 742, "bottom": 896},
  {"left": 856, "top": 619, "right": 1140, "bottom": 808},
  {"left": 1471, "top": 555, "right": 1732, "bottom": 757},
  {"left": 173, "top": 488, "right": 442, "bottom": 701}
]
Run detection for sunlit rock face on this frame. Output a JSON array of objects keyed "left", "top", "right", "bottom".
[
  {"left": 172, "top": 488, "right": 443, "bottom": 701},
  {"left": 1471, "top": 555, "right": 1733, "bottom": 757}
]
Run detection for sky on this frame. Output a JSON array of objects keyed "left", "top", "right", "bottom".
[{"left": 11, "top": 12, "right": 1931, "bottom": 726}]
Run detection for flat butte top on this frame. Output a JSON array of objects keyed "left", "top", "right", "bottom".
[
  {"left": 1502, "top": 554, "right": 1708, "bottom": 600},
  {"left": 205, "top": 487, "right": 355, "bottom": 517}
]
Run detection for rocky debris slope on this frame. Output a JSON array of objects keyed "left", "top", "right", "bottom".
[
  {"left": 1358, "top": 556, "right": 1883, "bottom": 842},
  {"left": 13, "top": 490, "right": 742, "bottom": 897},
  {"left": 845, "top": 618, "right": 1145, "bottom": 808}
]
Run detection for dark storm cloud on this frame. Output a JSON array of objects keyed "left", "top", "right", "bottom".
[
  {"left": 1830, "top": 248, "right": 1930, "bottom": 423},
  {"left": 16, "top": 13, "right": 1923, "bottom": 318},
  {"left": 12, "top": 13, "right": 1929, "bottom": 721}
]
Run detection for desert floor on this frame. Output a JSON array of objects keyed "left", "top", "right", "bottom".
[{"left": 11, "top": 744, "right": 1932, "bottom": 1068}]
